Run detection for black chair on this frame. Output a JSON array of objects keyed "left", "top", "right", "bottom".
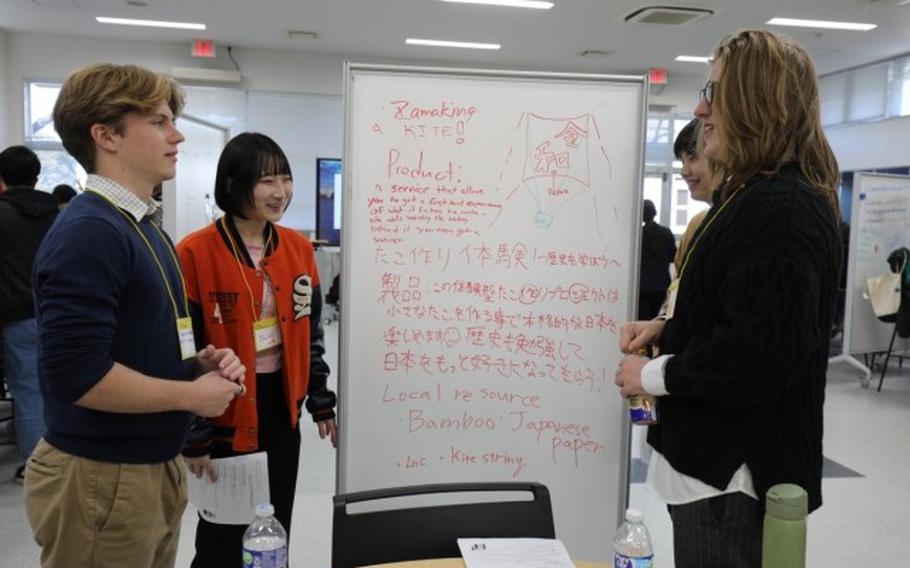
[
  {"left": 332, "top": 482, "right": 555, "bottom": 568},
  {"left": 876, "top": 247, "right": 910, "bottom": 391},
  {"left": 324, "top": 273, "right": 340, "bottom": 323}
]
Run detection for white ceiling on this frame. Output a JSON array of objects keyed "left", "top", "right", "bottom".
[{"left": 2, "top": 0, "right": 910, "bottom": 79}]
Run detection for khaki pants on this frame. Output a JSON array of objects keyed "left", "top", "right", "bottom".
[{"left": 25, "top": 439, "right": 188, "bottom": 568}]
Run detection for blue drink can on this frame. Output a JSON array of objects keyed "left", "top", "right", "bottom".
[{"left": 629, "top": 396, "right": 658, "bottom": 424}]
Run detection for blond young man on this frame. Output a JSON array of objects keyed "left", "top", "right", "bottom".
[{"left": 25, "top": 64, "right": 247, "bottom": 568}]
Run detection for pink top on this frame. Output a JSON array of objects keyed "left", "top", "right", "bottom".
[{"left": 247, "top": 243, "right": 283, "bottom": 373}]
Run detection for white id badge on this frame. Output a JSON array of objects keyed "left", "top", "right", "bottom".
[
  {"left": 253, "top": 316, "right": 283, "bottom": 352},
  {"left": 664, "top": 279, "right": 679, "bottom": 321},
  {"left": 176, "top": 317, "right": 196, "bottom": 360}
]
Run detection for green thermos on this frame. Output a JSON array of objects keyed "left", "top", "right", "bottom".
[{"left": 761, "top": 484, "right": 807, "bottom": 568}]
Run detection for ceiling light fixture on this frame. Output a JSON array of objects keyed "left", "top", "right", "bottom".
[
  {"left": 440, "top": 0, "right": 554, "bottom": 9},
  {"left": 675, "top": 55, "right": 711, "bottom": 63},
  {"left": 96, "top": 16, "right": 206, "bottom": 30},
  {"left": 406, "top": 38, "right": 501, "bottom": 50},
  {"left": 766, "top": 17, "right": 877, "bottom": 31},
  {"left": 625, "top": 6, "right": 714, "bottom": 25}
]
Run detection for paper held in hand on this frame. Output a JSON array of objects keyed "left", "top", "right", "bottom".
[{"left": 186, "top": 452, "right": 270, "bottom": 525}]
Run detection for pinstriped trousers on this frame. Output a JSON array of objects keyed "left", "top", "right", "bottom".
[{"left": 668, "top": 492, "right": 763, "bottom": 568}]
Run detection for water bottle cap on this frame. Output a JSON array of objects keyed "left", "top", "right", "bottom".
[
  {"left": 765, "top": 484, "right": 807, "bottom": 521},
  {"left": 625, "top": 508, "right": 644, "bottom": 523},
  {"left": 255, "top": 503, "right": 275, "bottom": 517}
]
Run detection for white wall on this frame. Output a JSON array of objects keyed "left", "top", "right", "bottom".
[
  {"left": 650, "top": 72, "right": 704, "bottom": 113},
  {"left": 0, "top": 29, "right": 9, "bottom": 148},
  {"left": 826, "top": 115, "right": 910, "bottom": 172},
  {"left": 245, "top": 92, "right": 342, "bottom": 231},
  {"left": 3, "top": 30, "right": 705, "bottom": 143},
  {"left": 3, "top": 31, "right": 353, "bottom": 145},
  {"left": 5, "top": 33, "right": 184, "bottom": 144}
]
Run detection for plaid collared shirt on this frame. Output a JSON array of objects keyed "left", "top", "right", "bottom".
[{"left": 84, "top": 174, "right": 156, "bottom": 221}]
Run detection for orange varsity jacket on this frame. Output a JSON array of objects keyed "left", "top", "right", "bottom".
[{"left": 177, "top": 218, "right": 335, "bottom": 453}]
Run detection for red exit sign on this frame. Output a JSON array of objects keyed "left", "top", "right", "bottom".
[
  {"left": 192, "top": 39, "right": 216, "bottom": 58},
  {"left": 649, "top": 67, "right": 668, "bottom": 85}
]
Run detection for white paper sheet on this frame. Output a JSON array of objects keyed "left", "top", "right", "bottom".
[
  {"left": 186, "top": 452, "right": 270, "bottom": 525},
  {"left": 458, "top": 538, "right": 576, "bottom": 568}
]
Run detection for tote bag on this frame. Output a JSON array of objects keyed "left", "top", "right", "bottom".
[
  {"left": 866, "top": 271, "right": 902, "bottom": 318},
  {"left": 866, "top": 249, "right": 908, "bottom": 319}
]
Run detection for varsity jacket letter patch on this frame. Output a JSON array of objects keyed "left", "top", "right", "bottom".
[{"left": 293, "top": 274, "right": 313, "bottom": 320}]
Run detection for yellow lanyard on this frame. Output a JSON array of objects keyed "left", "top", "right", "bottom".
[
  {"left": 220, "top": 216, "right": 274, "bottom": 321},
  {"left": 87, "top": 190, "right": 189, "bottom": 319},
  {"left": 677, "top": 183, "right": 746, "bottom": 281}
]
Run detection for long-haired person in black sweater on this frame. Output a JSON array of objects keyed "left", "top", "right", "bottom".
[{"left": 615, "top": 30, "right": 842, "bottom": 568}]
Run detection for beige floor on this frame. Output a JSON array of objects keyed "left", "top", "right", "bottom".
[{"left": 1, "top": 323, "right": 908, "bottom": 567}]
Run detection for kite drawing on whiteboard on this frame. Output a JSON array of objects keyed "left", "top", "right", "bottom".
[{"left": 489, "top": 112, "right": 614, "bottom": 236}]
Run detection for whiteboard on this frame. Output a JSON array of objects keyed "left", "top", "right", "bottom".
[
  {"left": 338, "top": 63, "right": 647, "bottom": 561},
  {"left": 846, "top": 172, "right": 910, "bottom": 355}
]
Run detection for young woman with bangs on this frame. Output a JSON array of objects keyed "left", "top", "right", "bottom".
[{"left": 177, "top": 132, "right": 338, "bottom": 567}]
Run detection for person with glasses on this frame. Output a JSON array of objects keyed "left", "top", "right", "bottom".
[
  {"left": 26, "top": 64, "right": 246, "bottom": 568},
  {"left": 615, "top": 30, "right": 842, "bottom": 567},
  {"left": 698, "top": 81, "right": 716, "bottom": 110},
  {"left": 176, "top": 132, "right": 337, "bottom": 567}
]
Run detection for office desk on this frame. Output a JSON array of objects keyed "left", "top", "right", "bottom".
[{"left": 363, "top": 560, "right": 608, "bottom": 567}]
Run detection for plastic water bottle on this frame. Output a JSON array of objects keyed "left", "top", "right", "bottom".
[
  {"left": 761, "top": 484, "right": 807, "bottom": 568},
  {"left": 612, "top": 507, "right": 654, "bottom": 568},
  {"left": 242, "top": 503, "right": 288, "bottom": 568}
]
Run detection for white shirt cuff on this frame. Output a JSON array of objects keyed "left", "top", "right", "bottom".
[{"left": 641, "top": 354, "right": 672, "bottom": 396}]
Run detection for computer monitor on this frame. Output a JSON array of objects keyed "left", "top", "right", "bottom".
[{"left": 315, "top": 158, "right": 342, "bottom": 246}]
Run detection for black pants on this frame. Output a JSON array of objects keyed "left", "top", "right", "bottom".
[
  {"left": 191, "top": 371, "right": 302, "bottom": 568},
  {"left": 668, "top": 492, "right": 763, "bottom": 568}
]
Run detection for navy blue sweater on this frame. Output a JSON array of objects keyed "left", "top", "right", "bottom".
[{"left": 33, "top": 192, "right": 196, "bottom": 463}]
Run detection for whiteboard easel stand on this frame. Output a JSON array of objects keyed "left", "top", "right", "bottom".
[
  {"left": 827, "top": 355, "right": 871, "bottom": 389},
  {"left": 828, "top": 230, "right": 872, "bottom": 388},
  {"left": 830, "top": 172, "right": 910, "bottom": 388},
  {"left": 336, "top": 62, "right": 649, "bottom": 559}
]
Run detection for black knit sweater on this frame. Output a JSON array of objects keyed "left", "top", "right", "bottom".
[{"left": 648, "top": 164, "right": 842, "bottom": 513}]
